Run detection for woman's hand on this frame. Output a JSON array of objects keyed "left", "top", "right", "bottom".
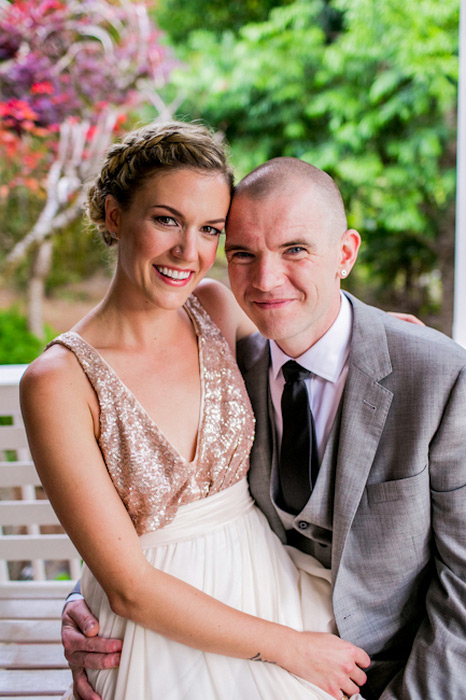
[
  {"left": 277, "top": 630, "right": 370, "bottom": 699},
  {"left": 388, "top": 311, "right": 425, "bottom": 326}
]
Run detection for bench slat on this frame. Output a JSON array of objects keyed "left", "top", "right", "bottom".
[
  {"left": 3, "top": 697, "right": 62, "bottom": 700},
  {"left": 0, "top": 643, "right": 66, "bottom": 669},
  {"left": 0, "top": 619, "right": 62, "bottom": 642},
  {"left": 0, "top": 598, "right": 64, "bottom": 619},
  {"left": 0, "top": 501, "right": 61, "bottom": 526},
  {"left": 0, "top": 368, "right": 76, "bottom": 696},
  {"left": 0, "top": 426, "right": 31, "bottom": 452},
  {"left": 0, "top": 534, "right": 79, "bottom": 560},
  {"left": 0, "top": 385, "right": 22, "bottom": 410},
  {"left": 0, "top": 668, "right": 72, "bottom": 694},
  {"left": 4, "top": 697, "right": 62, "bottom": 700},
  {"left": 0, "top": 462, "right": 41, "bottom": 486},
  {"left": 0, "top": 581, "right": 74, "bottom": 599},
  {"left": 0, "top": 365, "right": 27, "bottom": 385}
]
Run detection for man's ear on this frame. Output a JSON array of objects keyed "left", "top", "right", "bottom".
[
  {"left": 338, "top": 229, "right": 361, "bottom": 276},
  {"left": 104, "top": 195, "right": 121, "bottom": 236}
]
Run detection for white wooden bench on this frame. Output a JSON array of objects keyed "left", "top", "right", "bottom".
[{"left": 0, "top": 365, "right": 80, "bottom": 697}]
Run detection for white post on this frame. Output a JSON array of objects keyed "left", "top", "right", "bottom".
[{"left": 453, "top": 0, "right": 466, "bottom": 347}]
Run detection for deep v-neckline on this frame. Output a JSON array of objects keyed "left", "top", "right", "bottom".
[{"left": 66, "top": 303, "right": 205, "bottom": 466}]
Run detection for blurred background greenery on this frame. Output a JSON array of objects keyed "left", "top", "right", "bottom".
[{"left": 0, "top": 0, "right": 460, "bottom": 361}]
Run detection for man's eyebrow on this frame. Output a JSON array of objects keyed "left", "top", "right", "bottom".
[
  {"left": 279, "top": 238, "right": 314, "bottom": 249},
  {"left": 225, "top": 238, "right": 316, "bottom": 253},
  {"left": 224, "top": 242, "right": 252, "bottom": 253},
  {"left": 150, "top": 204, "right": 226, "bottom": 225}
]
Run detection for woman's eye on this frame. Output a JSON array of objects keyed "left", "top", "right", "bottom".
[
  {"left": 156, "top": 216, "right": 177, "bottom": 226},
  {"left": 202, "top": 226, "right": 222, "bottom": 236}
]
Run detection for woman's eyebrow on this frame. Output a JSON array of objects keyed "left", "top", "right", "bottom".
[{"left": 150, "top": 204, "right": 226, "bottom": 225}]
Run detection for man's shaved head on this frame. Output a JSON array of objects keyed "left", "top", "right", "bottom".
[
  {"left": 233, "top": 157, "right": 347, "bottom": 240},
  {"left": 226, "top": 156, "right": 361, "bottom": 354}
]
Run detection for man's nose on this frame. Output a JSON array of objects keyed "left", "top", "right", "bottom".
[{"left": 251, "top": 256, "right": 283, "bottom": 291}]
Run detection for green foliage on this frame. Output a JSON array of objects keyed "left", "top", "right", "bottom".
[
  {"left": 154, "top": 0, "right": 296, "bottom": 42},
  {"left": 46, "top": 221, "right": 113, "bottom": 292},
  {"left": 2, "top": 0, "right": 458, "bottom": 329},
  {"left": 164, "top": 0, "right": 459, "bottom": 326},
  {"left": 54, "top": 571, "right": 72, "bottom": 581},
  {"left": 0, "top": 307, "right": 54, "bottom": 363},
  {"left": 0, "top": 186, "right": 43, "bottom": 268}
]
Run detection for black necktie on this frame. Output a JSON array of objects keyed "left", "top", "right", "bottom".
[{"left": 278, "top": 360, "right": 319, "bottom": 514}]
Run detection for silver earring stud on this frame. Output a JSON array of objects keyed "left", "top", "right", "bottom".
[{"left": 340, "top": 269, "right": 348, "bottom": 278}]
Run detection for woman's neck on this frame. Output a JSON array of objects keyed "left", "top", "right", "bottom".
[{"left": 72, "top": 282, "right": 190, "bottom": 353}]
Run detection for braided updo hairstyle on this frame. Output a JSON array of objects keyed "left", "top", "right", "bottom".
[{"left": 86, "top": 121, "right": 234, "bottom": 247}]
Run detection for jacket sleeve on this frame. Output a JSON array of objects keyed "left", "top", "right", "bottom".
[
  {"left": 380, "top": 364, "right": 466, "bottom": 699},
  {"left": 65, "top": 578, "right": 83, "bottom": 602}
]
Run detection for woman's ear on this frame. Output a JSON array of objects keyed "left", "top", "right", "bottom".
[{"left": 104, "top": 195, "right": 121, "bottom": 238}]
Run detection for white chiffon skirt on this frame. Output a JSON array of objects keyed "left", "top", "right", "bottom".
[{"left": 72, "top": 479, "right": 364, "bottom": 700}]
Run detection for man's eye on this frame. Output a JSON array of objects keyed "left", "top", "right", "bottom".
[
  {"left": 229, "top": 251, "right": 253, "bottom": 260},
  {"left": 287, "top": 246, "right": 306, "bottom": 255}
]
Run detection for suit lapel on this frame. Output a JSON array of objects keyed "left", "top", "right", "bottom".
[
  {"left": 332, "top": 296, "right": 394, "bottom": 579},
  {"left": 239, "top": 335, "right": 286, "bottom": 540}
]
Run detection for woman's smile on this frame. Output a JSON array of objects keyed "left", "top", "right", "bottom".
[{"left": 154, "top": 265, "right": 194, "bottom": 285}]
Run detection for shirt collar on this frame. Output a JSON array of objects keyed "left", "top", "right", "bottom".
[{"left": 270, "top": 292, "right": 353, "bottom": 384}]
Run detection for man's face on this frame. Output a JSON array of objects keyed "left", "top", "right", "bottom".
[{"left": 225, "top": 186, "right": 358, "bottom": 357}]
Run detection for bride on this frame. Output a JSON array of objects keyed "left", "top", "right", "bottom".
[{"left": 20, "top": 120, "right": 369, "bottom": 700}]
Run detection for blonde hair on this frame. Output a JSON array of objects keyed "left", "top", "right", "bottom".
[{"left": 86, "top": 121, "right": 234, "bottom": 246}]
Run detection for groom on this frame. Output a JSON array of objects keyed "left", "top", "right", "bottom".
[{"left": 62, "top": 158, "right": 466, "bottom": 699}]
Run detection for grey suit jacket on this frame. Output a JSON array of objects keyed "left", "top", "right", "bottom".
[{"left": 237, "top": 293, "right": 466, "bottom": 700}]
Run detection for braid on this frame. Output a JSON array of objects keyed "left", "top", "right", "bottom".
[{"left": 86, "top": 121, "right": 233, "bottom": 247}]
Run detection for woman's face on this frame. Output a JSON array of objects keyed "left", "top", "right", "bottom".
[{"left": 107, "top": 168, "right": 231, "bottom": 311}]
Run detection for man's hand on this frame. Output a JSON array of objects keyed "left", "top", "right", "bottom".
[{"left": 62, "top": 599, "right": 122, "bottom": 700}]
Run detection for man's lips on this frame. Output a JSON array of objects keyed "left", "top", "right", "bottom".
[{"left": 250, "top": 299, "right": 295, "bottom": 308}]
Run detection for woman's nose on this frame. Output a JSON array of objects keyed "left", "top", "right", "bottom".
[{"left": 171, "top": 230, "right": 198, "bottom": 261}]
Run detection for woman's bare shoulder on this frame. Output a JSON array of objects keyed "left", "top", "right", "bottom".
[
  {"left": 194, "top": 279, "right": 256, "bottom": 351},
  {"left": 194, "top": 280, "right": 240, "bottom": 350},
  {"left": 194, "top": 278, "right": 232, "bottom": 316},
  {"left": 20, "top": 343, "right": 87, "bottom": 404}
]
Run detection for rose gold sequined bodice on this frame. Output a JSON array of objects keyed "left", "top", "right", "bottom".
[{"left": 48, "top": 295, "right": 255, "bottom": 535}]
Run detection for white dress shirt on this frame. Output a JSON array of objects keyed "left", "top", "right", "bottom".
[{"left": 269, "top": 292, "right": 353, "bottom": 464}]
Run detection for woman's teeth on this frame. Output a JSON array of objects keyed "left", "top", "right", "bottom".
[{"left": 156, "top": 266, "right": 191, "bottom": 280}]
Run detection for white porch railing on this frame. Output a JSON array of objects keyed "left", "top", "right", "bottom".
[
  {"left": 0, "top": 364, "right": 76, "bottom": 696},
  {"left": 0, "top": 364, "right": 81, "bottom": 584}
]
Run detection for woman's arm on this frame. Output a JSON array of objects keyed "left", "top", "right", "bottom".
[{"left": 20, "top": 349, "right": 368, "bottom": 699}]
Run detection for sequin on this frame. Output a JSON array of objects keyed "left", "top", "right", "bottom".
[{"left": 47, "top": 295, "right": 255, "bottom": 535}]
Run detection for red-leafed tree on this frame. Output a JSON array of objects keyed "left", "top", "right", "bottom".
[{"left": 0, "top": 0, "right": 177, "bottom": 336}]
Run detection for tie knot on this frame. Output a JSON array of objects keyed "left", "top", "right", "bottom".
[{"left": 282, "top": 360, "right": 311, "bottom": 383}]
